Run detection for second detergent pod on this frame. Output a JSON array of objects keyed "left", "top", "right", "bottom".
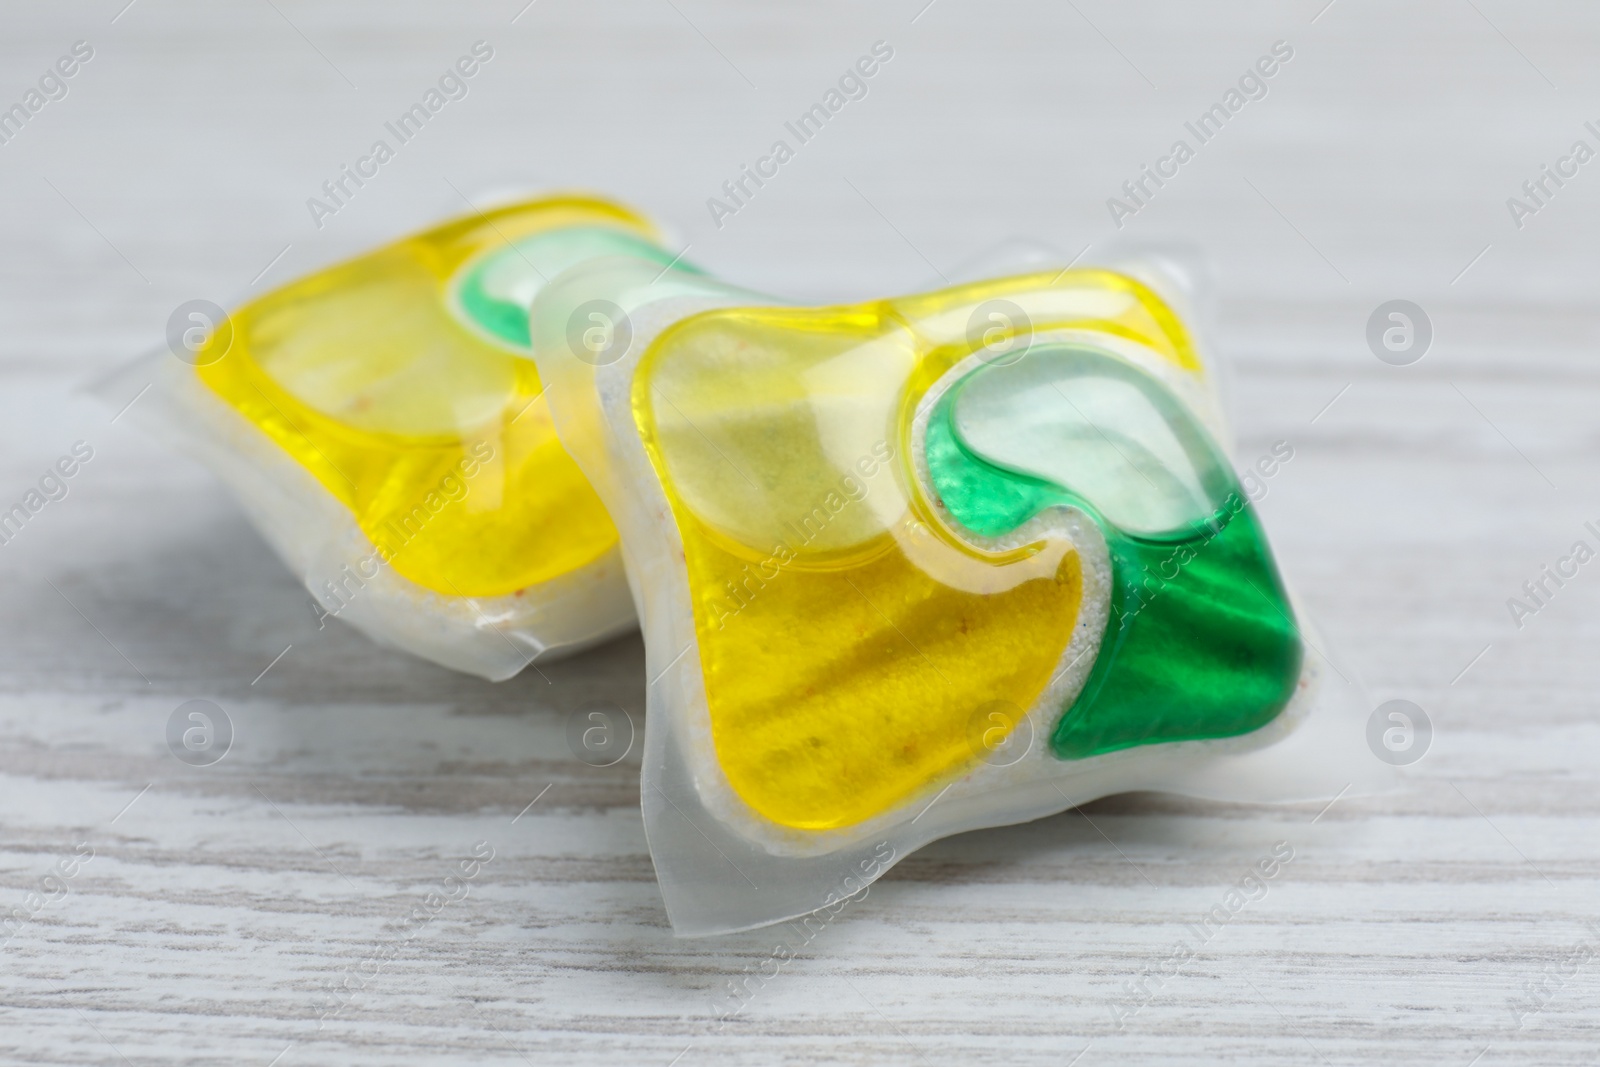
[{"left": 105, "top": 195, "right": 696, "bottom": 678}]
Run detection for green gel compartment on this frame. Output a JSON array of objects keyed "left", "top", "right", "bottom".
[
  {"left": 924, "top": 343, "right": 1303, "bottom": 759},
  {"left": 451, "top": 226, "right": 701, "bottom": 350}
]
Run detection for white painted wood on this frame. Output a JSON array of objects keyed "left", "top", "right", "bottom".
[{"left": 2, "top": 1, "right": 1598, "bottom": 1063}]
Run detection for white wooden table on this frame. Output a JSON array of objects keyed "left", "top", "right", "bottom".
[{"left": 3, "top": 2, "right": 1598, "bottom": 1063}]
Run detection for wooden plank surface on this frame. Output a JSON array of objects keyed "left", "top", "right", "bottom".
[{"left": 3, "top": 1, "right": 1599, "bottom": 1063}]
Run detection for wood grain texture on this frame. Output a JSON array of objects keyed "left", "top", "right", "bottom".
[{"left": 3, "top": 1, "right": 1600, "bottom": 1063}]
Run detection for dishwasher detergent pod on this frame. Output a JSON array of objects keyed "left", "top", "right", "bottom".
[
  {"left": 102, "top": 195, "right": 698, "bottom": 678},
  {"left": 530, "top": 250, "right": 1382, "bottom": 934}
]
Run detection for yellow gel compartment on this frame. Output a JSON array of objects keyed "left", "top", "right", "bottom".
[
  {"left": 632, "top": 269, "right": 1198, "bottom": 830},
  {"left": 195, "top": 197, "right": 651, "bottom": 599}
]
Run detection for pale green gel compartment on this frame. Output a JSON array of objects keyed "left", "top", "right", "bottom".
[
  {"left": 450, "top": 226, "right": 701, "bottom": 350},
  {"left": 950, "top": 345, "right": 1235, "bottom": 535}
]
